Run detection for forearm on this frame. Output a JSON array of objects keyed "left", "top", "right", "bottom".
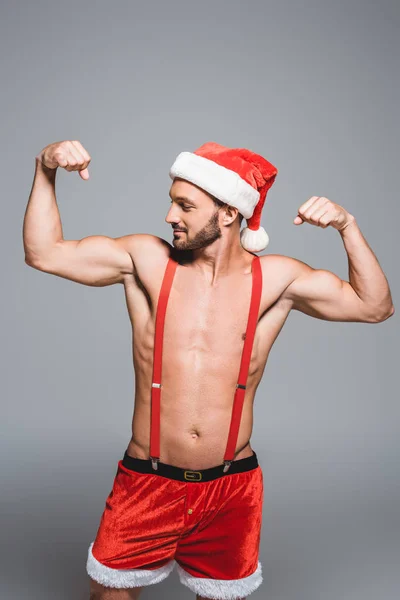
[
  {"left": 23, "top": 158, "right": 63, "bottom": 264},
  {"left": 339, "top": 217, "right": 394, "bottom": 316}
]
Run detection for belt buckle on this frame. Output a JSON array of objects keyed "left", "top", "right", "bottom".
[{"left": 184, "top": 470, "right": 202, "bottom": 481}]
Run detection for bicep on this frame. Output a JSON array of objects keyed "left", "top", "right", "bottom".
[
  {"left": 34, "top": 234, "right": 135, "bottom": 286},
  {"left": 283, "top": 262, "right": 375, "bottom": 322}
]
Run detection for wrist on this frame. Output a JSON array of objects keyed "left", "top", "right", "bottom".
[
  {"left": 338, "top": 214, "right": 357, "bottom": 234},
  {"left": 35, "top": 155, "right": 57, "bottom": 178}
]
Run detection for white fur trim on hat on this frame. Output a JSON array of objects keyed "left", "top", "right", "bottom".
[
  {"left": 240, "top": 225, "right": 269, "bottom": 251},
  {"left": 169, "top": 151, "right": 260, "bottom": 219},
  {"left": 176, "top": 560, "right": 263, "bottom": 599},
  {"left": 86, "top": 542, "right": 175, "bottom": 588}
]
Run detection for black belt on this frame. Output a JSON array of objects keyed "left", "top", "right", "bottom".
[{"left": 122, "top": 450, "right": 259, "bottom": 482}]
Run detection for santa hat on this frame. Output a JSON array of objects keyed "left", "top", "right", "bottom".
[{"left": 169, "top": 141, "right": 278, "bottom": 252}]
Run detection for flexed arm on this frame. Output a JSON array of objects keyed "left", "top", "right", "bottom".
[
  {"left": 281, "top": 196, "right": 395, "bottom": 323},
  {"left": 23, "top": 140, "right": 135, "bottom": 286}
]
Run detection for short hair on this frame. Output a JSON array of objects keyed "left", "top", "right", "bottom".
[{"left": 210, "top": 194, "right": 244, "bottom": 225}]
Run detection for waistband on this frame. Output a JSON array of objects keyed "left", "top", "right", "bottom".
[{"left": 121, "top": 450, "right": 259, "bottom": 482}]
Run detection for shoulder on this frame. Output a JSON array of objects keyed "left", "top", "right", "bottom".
[
  {"left": 118, "top": 234, "right": 173, "bottom": 266},
  {"left": 118, "top": 233, "right": 170, "bottom": 254},
  {"left": 116, "top": 234, "right": 174, "bottom": 283},
  {"left": 258, "top": 253, "right": 312, "bottom": 278},
  {"left": 258, "top": 253, "right": 315, "bottom": 301}
]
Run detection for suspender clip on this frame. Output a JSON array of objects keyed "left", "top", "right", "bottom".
[
  {"left": 152, "top": 382, "right": 161, "bottom": 388},
  {"left": 150, "top": 457, "right": 160, "bottom": 470},
  {"left": 223, "top": 460, "right": 232, "bottom": 473},
  {"left": 236, "top": 384, "right": 246, "bottom": 390}
]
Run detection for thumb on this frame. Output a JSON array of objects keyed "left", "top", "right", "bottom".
[
  {"left": 293, "top": 215, "right": 303, "bottom": 225},
  {"left": 79, "top": 168, "right": 90, "bottom": 180}
]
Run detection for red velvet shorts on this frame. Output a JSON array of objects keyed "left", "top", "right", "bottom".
[{"left": 87, "top": 450, "right": 264, "bottom": 599}]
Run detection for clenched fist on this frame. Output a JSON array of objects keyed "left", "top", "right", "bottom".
[
  {"left": 294, "top": 196, "right": 355, "bottom": 232},
  {"left": 36, "top": 140, "right": 91, "bottom": 180}
]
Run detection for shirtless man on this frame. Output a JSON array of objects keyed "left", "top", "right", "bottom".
[{"left": 23, "top": 140, "right": 395, "bottom": 600}]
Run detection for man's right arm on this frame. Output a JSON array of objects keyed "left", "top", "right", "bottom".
[
  {"left": 24, "top": 141, "right": 145, "bottom": 287},
  {"left": 26, "top": 232, "right": 136, "bottom": 287}
]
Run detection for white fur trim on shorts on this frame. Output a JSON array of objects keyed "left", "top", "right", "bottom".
[
  {"left": 86, "top": 542, "right": 175, "bottom": 588},
  {"left": 176, "top": 560, "right": 263, "bottom": 600}
]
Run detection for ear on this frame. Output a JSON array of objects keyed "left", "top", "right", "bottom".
[{"left": 221, "top": 203, "right": 239, "bottom": 226}]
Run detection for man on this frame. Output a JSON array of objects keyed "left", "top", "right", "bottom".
[{"left": 23, "top": 140, "right": 394, "bottom": 600}]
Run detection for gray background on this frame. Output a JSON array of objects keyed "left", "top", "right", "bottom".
[{"left": 1, "top": 1, "right": 399, "bottom": 598}]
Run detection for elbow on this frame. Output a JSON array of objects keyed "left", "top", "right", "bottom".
[
  {"left": 384, "top": 304, "right": 395, "bottom": 320},
  {"left": 370, "top": 304, "right": 395, "bottom": 323},
  {"left": 25, "top": 255, "right": 35, "bottom": 267},
  {"left": 25, "top": 255, "right": 45, "bottom": 271}
]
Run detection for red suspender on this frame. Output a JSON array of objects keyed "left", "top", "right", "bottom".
[
  {"left": 149, "top": 254, "right": 262, "bottom": 473},
  {"left": 149, "top": 257, "right": 178, "bottom": 470},
  {"left": 223, "top": 255, "right": 262, "bottom": 471}
]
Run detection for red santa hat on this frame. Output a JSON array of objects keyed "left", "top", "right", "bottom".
[{"left": 169, "top": 141, "right": 278, "bottom": 252}]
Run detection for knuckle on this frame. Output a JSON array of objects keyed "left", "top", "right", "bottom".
[{"left": 54, "top": 153, "right": 67, "bottom": 166}]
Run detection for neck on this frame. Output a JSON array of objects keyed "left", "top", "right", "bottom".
[{"left": 189, "top": 238, "right": 254, "bottom": 284}]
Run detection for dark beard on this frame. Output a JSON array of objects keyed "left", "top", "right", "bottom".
[{"left": 173, "top": 209, "right": 222, "bottom": 251}]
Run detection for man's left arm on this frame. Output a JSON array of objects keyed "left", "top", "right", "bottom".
[{"left": 282, "top": 196, "right": 395, "bottom": 323}]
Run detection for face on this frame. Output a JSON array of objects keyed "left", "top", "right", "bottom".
[{"left": 165, "top": 178, "right": 226, "bottom": 251}]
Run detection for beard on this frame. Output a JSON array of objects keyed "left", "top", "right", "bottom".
[{"left": 173, "top": 209, "right": 222, "bottom": 251}]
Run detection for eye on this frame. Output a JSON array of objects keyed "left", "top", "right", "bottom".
[{"left": 169, "top": 199, "right": 192, "bottom": 211}]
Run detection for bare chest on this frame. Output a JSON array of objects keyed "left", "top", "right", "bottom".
[
  {"left": 124, "top": 261, "right": 292, "bottom": 387},
  {"left": 167, "top": 274, "right": 251, "bottom": 354},
  {"left": 123, "top": 255, "right": 293, "bottom": 464}
]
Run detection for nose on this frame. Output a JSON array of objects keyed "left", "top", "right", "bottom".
[{"left": 165, "top": 204, "right": 181, "bottom": 225}]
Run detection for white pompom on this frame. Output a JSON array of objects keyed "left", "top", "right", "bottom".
[{"left": 240, "top": 226, "right": 269, "bottom": 252}]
